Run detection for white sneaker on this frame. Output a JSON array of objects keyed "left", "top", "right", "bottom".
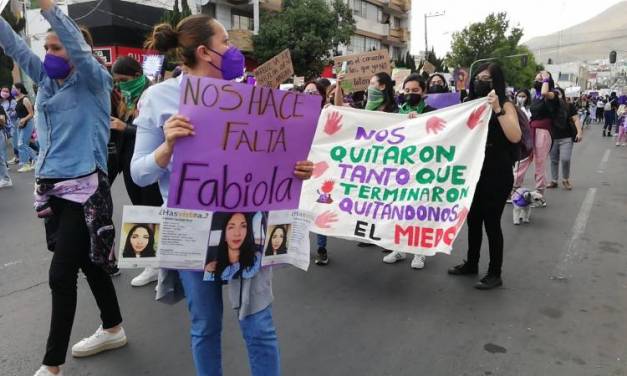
[
  {"left": 7, "top": 157, "right": 18, "bottom": 165},
  {"left": 383, "top": 251, "right": 406, "bottom": 264},
  {"left": 131, "top": 267, "right": 159, "bottom": 287},
  {"left": 71, "top": 325, "right": 127, "bottom": 358},
  {"left": 34, "top": 366, "right": 63, "bottom": 376},
  {"left": 411, "top": 255, "right": 426, "bottom": 269},
  {"left": 0, "top": 179, "right": 12, "bottom": 188},
  {"left": 17, "top": 164, "right": 33, "bottom": 172}
]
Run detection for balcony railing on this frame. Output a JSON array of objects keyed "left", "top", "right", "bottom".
[
  {"left": 260, "top": 0, "right": 282, "bottom": 12},
  {"left": 228, "top": 29, "right": 254, "bottom": 53}
]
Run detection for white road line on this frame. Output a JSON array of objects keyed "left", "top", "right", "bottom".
[
  {"left": 552, "top": 188, "right": 597, "bottom": 280},
  {"left": 0, "top": 260, "right": 23, "bottom": 270},
  {"left": 597, "top": 149, "right": 611, "bottom": 173}
]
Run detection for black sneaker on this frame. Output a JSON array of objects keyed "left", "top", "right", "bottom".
[
  {"left": 475, "top": 274, "right": 503, "bottom": 290},
  {"left": 447, "top": 261, "right": 478, "bottom": 276},
  {"left": 314, "top": 248, "right": 329, "bottom": 266},
  {"left": 357, "top": 242, "right": 374, "bottom": 248},
  {"left": 108, "top": 266, "right": 122, "bottom": 277}
]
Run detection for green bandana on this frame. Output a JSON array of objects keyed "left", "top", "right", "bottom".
[
  {"left": 399, "top": 100, "right": 426, "bottom": 115},
  {"left": 119, "top": 75, "right": 147, "bottom": 109},
  {"left": 365, "top": 87, "right": 385, "bottom": 111}
]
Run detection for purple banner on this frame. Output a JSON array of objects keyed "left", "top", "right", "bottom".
[
  {"left": 168, "top": 76, "right": 322, "bottom": 212},
  {"left": 425, "top": 92, "right": 461, "bottom": 109}
]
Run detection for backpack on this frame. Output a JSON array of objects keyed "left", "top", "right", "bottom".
[{"left": 514, "top": 106, "right": 533, "bottom": 161}]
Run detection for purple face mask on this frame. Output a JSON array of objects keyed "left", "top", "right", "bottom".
[
  {"left": 10, "top": 89, "right": 18, "bottom": 97},
  {"left": 208, "top": 46, "right": 245, "bottom": 81},
  {"left": 43, "top": 54, "right": 72, "bottom": 79}
]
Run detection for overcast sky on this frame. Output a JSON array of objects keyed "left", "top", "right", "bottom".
[{"left": 410, "top": 0, "right": 626, "bottom": 57}]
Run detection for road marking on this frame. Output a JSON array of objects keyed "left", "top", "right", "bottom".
[
  {"left": 551, "top": 188, "right": 597, "bottom": 280},
  {"left": 597, "top": 149, "right": 611, "bottom": 173},
  {"left": 0, "top": 260, "right": 23, "bottom": 270}
]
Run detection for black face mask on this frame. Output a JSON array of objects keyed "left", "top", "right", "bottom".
[
  {"left": 474, "top": 80, "right": 493, "bottom": 97},
  {"left": 402, "top": 93, "right": 422, "bottom": 106},
  {"left": 533, "top": 81, "right": 543, "bottom": 92},
  {"left": 429, "top": 84, "right": 447, "bottom": 93}
]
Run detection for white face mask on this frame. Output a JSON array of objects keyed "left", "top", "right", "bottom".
[{"left": 516, "top": 96, "right": 526, "bottom": 106}]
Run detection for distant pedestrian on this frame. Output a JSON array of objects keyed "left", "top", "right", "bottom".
[
  {"left": 13, "top": 82, "right": 37, "bottom": 172},
  {"left": 0, "top": 104, "right": 12, "bottom": 188},
  {"left": 547, "top": 88, "right": 583, "bottom": 190},
  {"left": 0, "top": 1, "right": 127, "bottom": 375}
]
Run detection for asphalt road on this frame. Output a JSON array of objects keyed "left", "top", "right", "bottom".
[{"left": 1, "top": 123, "right": 626, "bottom": 376}]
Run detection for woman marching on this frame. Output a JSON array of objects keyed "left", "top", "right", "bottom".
[
  {"left": 110, "top": 56, "right": 164, "bottom": 287},
  {"left": 447, "top": 63, "right": 521, "bottom": 290},
  {"left": 131, "top": 15, "right": 313, "bottom": 376},
  {"left": 0, "top": 1, "right": 126, "bottom": 375}
]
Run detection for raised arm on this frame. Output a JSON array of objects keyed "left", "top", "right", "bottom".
[
  {"left": 40, "top": 1, "right": 111, "bottom": 92},
  {"left": 0, "top": 17, "right": 45, "bottom": 82}
]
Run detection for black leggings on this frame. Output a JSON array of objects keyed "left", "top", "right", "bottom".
[
  {"left": 466, "top": 169, "right": 513, "bottom": 277},
  {"left": 43, "top": 197, "right": 122, "bottom": 366}
]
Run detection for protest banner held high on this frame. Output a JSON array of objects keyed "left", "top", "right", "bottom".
[
  {"left": 167, "top": 76, "right": 322, "bottom": 212},
  {"left": 301, "top": 99, "right": 493, "bottom": 254}
]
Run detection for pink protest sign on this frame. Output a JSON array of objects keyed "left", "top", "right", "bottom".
[{"left": 168, "top": 76, "right": 322, "bottom": 212}]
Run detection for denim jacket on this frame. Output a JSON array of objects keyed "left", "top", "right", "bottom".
[{"left": 0, "top": 6, "right": 111, "bottom": 179}]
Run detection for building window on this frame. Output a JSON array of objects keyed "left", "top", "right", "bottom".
[
  {"left": 231, "top": 12, "right": 253, "bottom": 31},
  {"left": 351, "top": 0, "right": 382, "bottom": 22},
  {"left": 393, "top": 46, "right": 402, "bottom": 60},
  {"left": 348, "top": 35, "right": 380, "bottom": 53}
]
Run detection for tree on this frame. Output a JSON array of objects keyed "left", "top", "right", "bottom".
[
  {"left": 253, "top": 0, "right": 355, "bottom": 78},
  {"left": 425, "top": 48, "right": 447, "bottom": 73},
  {"left": 160, "top": 0, "right": 192, "bottom": 70},
  {"left": 0, "top": 8, "right": 25, "bottom": 88},
  {"left": 445, "top": 12, "right": 538, "bottom": 89}
]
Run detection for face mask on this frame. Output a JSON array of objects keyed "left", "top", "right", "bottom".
[
  {"left": 405, "top": 93, "right": 422, "bottom": 107},
  {"left": 43, "top": 54, "right": 72, "bottom": 79},
  {"left": 429, "top": 84, "right": 446, "bottom": 93},
  {"left": 516, "top": 96, "right": 526, "bottom": 106},
  {"left": 11, "top": 89, "right": 18, "bottom": 97},
  {"left": 209, "top": 46, "right": 245, "bottom": 81},
  {"left": 365, "top": 86, "right": 385, "bottom": 111},
  {"left": 0, "top": 91, "right": 9, "bottom": 99},
  {"left": 119, "top": 75, "right": 148, "bottom": 109},
  {"left": 474, "top": 80, "right": 493, "bottom": 97}
]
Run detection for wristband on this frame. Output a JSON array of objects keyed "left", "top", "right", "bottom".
[{"left": 542, "top": 79, "right": 550, "bottom": 83}]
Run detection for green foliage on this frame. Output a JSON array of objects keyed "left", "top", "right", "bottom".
[
  {"left": 394, "top": 51, "right": 417, "bottom": 72},
  {"left": 253, "top": 0, "right": 355, "bottom": 78},
  {"left": 160, "top": 0, "right": 192, "bottom": 70},
  {"left": 425, "top": 48, "right": 447, "bottom": 73},
  {"left": 0, "top": 8, "right": 25, "bottom": 88},
  {"left": 446, "top": 12, "right": 538, "bottom": 88}
]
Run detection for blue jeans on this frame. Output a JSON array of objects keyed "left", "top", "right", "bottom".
[
  {"left": 178, "top": 271, "right": 280, "bottom": 376},
  {"left": 9, "top": 125, "right": 18, "bottom": 157},
  {"left": 17, "top": 120, "right": 37, "bottom": 165},
  {"left": 316, "top": 235, "right": 327, "bottom": 248},
  {"left": 0, "top": 130, "right": 10, "bottom": 181}
]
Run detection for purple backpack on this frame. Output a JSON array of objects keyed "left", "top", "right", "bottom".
[{"left": 514, "top": 107, "right": 533, "bottom": 161}]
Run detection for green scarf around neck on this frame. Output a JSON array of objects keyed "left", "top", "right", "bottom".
[{"left": 119, "top": 75, "right": 147, "bottom": 110}]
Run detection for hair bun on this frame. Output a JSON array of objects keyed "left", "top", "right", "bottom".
[{"left": 148, "top": 23, "right": 178, "bottom": 53}]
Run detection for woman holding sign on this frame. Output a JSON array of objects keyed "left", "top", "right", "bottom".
[
  {"left": 132, "top": 15, "right": 313, "bottom": 376},
  {"left": 447, "top": 63, "right": 521, "bottom": 290},
  {"left": 0, "top": 1, "right": 126, "bottom": 375}
]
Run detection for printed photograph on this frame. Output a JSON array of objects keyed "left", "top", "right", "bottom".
[
  {"left": 264, "top": 224, "right": 291, "bottom": 257},
  {"left": 204, "top": 212, "right": 268, "bottom": 281},
  {"left": 120, "top": 223, "right": 159, "bottom": 259}
]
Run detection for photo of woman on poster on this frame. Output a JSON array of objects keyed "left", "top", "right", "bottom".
[
  {"left": 204, "top": 212, "right": 264, "bottom": 281},
  {"left": 122, "top": 224, "right": 157, "bottom": 258},
  {"left": 265, "top": 225, "right": 289, "bottom": 257}
]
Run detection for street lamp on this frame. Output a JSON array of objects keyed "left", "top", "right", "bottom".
[{"left": 424, "top": 11, "right": 445, "bottom": 61}]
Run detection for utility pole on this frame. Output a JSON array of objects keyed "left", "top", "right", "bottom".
[{"left": 424, "top": 11, "right": 445, "bottom": 62}]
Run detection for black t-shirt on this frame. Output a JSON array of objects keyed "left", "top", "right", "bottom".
[
  {"left": 529, "top": 95, "right": 560, "bottom": 121},
  {"left": 552, "top": 102, "right": 577, "bottom": 139},
  {"left": 484, "top": 111, "right": 516, "bottom": 172},
  {"left": 15, "top": 97, "right": 29, "bottom": 119}
]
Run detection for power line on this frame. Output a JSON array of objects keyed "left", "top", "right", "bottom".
[{"left": 72, "top": 0, "right": 106, "bottom": 21}]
